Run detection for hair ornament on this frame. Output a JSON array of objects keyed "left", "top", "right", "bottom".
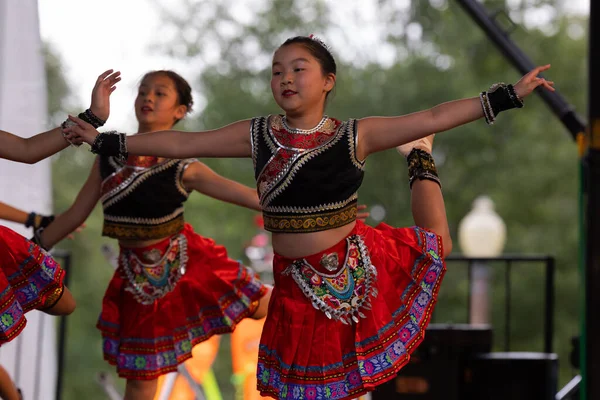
[{"left": 308, "top": 34, "right": 332, "bottom": 53}]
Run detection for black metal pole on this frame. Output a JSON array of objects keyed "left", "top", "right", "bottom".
[
  {"left": 584, "top": 0, "right": 600, "bottom": 396},
  {"left": 455, "top": 0, "right": 586, "bottom": 140},
  {"left": 504, "top": 261, "right": 511, "bottom": 352},
  {"left": 544, "top": 257, "right": 555, "bottom": 354}
]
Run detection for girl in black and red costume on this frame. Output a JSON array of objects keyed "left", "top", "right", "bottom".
[
  {"left": 68, "top": 36, "right": 554, "bottom": 400},
  {"left": 42, "top": 70, "right": 275, "bottom": 400}
]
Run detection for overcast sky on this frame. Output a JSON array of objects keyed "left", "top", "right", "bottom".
[{"left": 38, "top": 0, "right": 590, "bottom": 132}]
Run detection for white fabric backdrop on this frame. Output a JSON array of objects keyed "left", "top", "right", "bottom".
[{"left": 0, "top": 1, "right": 58, "bottom": 399}]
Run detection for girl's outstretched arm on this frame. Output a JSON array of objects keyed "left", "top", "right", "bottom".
[
  {"left": 0, "top": 201, "right": 55, "bottom": 233},
  {"left": 0, "top": 201, "right": 31, "bottom": 225},
  {"left": 182, "top": 161, "right": 261, "bottom": 211},
  {"left": 0, "top": 128, "right": 75, "bottom": 164},
  {"left": 40, "top": 158, "right": 102, "bottom": 249},
  {"left": 358, "top": 65, "right": 554, "bottom": 159},
  {"left": 0, "top": 69, "right": 120, "bottom": 164},
  {"left": 66, "top": 118, "right": 253, "bottom": 159}
]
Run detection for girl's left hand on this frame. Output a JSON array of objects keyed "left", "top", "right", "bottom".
[
  {"left": 514, "top": 64, "right": 555, "bottom": 99},
  {"left": 89, "top": 69, "right": 121, "bottom": 122},
  {"left": 357, "top": 204, "right": 370, "bottom": 221},
  {"left": 62, "top": 115, "right": 100, "bottom": 145}
]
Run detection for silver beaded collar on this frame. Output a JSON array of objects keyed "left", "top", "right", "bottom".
[{"left": 281, "top": 115, "right": 328, "bottom": 135}]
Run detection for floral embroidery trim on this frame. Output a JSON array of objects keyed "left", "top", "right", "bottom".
[
  {"left": 121, "top": 234, "right": 188, "bottom": 305},
  {"left": 282, "top": 235, "right": 377, "bottom": 324}
]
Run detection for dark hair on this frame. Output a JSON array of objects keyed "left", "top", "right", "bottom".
[
  {"left": 141, "top": 70, "right": 194, "bottom": 119},
  {"left": 279, "top": 36, "right": 337, "bottom": 98}
]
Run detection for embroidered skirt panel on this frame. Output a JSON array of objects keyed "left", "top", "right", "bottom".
[
  {"left": 97, "top": 223, "right": 268, "bottom": 380},
  {"left": 257, "top": 220, "right": 446, "bottom": 400},
  {"left": 0, "top": 226, "right": 65, "bottom": 344}
]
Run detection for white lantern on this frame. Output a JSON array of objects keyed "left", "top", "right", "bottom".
[
  {"left": 458, "top": 196, "right": 506, "bottom": 325},
  {"left": 458, "top": 196, "right": 507, "bottom": 257}
]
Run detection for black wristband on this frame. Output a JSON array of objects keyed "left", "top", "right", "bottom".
[
  {"left": 25, "top": 212, "right": 36, "bottom": 228},
  {"left": 37, "top": 215, "right": 55, "bottom": 229},
  {"left": 480, "top": 83, "right": 524, "bottom": 125},
  {"left": 90, "top": 131, "right": 128, "bottom": 162},
  {"left": 25, "top": 212, "right": 55, "bottom": 229},
  {"left": 407, "top": 148, "right": 441, "bottom": 189}
]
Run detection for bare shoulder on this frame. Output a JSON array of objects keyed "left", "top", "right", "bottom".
[{"left": 181, "top": 159, "right": 210, "bottom": 184}]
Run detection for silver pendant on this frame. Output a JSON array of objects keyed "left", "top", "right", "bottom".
[
  {"left": 143, "top": 248, "right": 162, "bottom": 263},
  {"left": 320, "top": 253, "right": 339, "bottom": 271}
]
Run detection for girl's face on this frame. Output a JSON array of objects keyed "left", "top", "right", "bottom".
[
  {"left": 135, "top": 74, "right": 186, "bottom": 131},
  {"left": 271, "top": 44, "right": 335, "bottom": 116}
]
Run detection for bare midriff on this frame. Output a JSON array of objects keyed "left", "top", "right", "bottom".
[
  {"left": 117, "top": 237, "right": 169, "bottom": 249},
  {"left": 117, "top": 221, "right": 357, "bottom": 255},
  {"left": 271, "top": 221, "right": 356, "bottom": 259}
]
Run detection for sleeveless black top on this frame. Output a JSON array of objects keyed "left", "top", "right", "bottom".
[
  {"left": 250, "top": 115, "right": 365, "bottom": 233},
  {"left": 99, "top": 155, "right": 195, "bottom": 240}
]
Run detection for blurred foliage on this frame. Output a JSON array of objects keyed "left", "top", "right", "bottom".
[{"left": 49, "top": 0, "right": 586, "bottom": 398}]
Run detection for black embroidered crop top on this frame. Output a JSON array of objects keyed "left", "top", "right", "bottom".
[
  {"left": 250, "top": 115, "right": 365, "bottom": 233},
  {"left": 99, "top": 155, "right": 195, "bottom": 240}
]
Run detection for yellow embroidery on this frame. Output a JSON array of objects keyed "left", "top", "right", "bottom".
[
  {"left": 103, "top": 216, "right": 185, "bottom": 240},
  {"left": 263, "top": 204, "right": 357, "bottom": 233}
]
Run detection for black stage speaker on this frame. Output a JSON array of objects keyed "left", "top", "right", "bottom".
[
  {"left": 371, "top": 324, "right": 493, "bottom": 400},
  {"left": 467, "top": 352, "right": 558, "bottom": 400}
]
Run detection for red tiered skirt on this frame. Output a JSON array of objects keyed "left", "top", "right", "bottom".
[
  {"left": 0, "top": 226, "right": 65, "bottom": 345},
  {"left": 257, "top": 220, "right": 446, "bottom": 400},
  {"left": 97, "top": 223, "right": 268, "bottom": 380}
]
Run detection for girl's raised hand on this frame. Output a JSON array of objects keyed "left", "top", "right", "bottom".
[
  {"left": 62, "top": 115, "right": 100, "bottom": 145},
  {"left": 89, "top": 69, "right": 121, "bottom": 122},
  {"left": 513, "top": 64, "right": 555, "bottom": 99}
]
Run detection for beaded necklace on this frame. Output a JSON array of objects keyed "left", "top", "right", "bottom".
[{"left": 281, "top": 115, "right": 328, "bottom": 135}]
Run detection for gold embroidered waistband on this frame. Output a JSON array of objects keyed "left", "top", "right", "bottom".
[
  {"left": 102, "top": 216, "right": 185, "bottom": 241},
  {"left": 263, "top": 203, "right": 357, "bottom": 233}
]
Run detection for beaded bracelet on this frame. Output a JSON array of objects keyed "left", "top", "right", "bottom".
[
  {"left": 480, "top": 83, "right": 524, "bottom": 125},
  {"left": 78, "top": 109, "right": 106, "bottom": 129},
  {"left": 407, "top": 148, "right": 441, "bottom": 189},
  {"left": 59, "top": 108, "right": 106, "bottom": 146},
  {"left": 60, "top": 118, "right": 78, "bottom": 146}
]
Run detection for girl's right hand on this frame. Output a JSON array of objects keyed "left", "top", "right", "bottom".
[
  {"left": 62, "top": 115, "right": 100, "bottom": 145},
  {"left": 89, "top": 69, "right": 121, "bottom": 122}
]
